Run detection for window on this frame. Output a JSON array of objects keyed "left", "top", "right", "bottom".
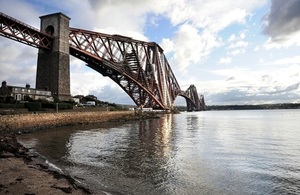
[{"left": 15, "top": 94, "right": 22, "bottom": 101}]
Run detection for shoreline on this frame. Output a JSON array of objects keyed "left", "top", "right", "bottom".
[
  {"left": 0, "top": 110, "right": 160, "bottom": 135},
  {"left": 0, "top": 110, "right": 160, "bottom": 194},
  {"left": 0, "top": 134, "right": 93, "bottom": 194}
]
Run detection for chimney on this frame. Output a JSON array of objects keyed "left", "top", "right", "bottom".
[
  {"left": 26, "top": 83, "right": 30, "bottom": 89},
  {"left": 2, "top": 81, "right": 7, "bottom": 87}
]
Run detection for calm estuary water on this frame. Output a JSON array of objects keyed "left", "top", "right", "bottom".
[{"left": 19, "top": 110, "right": 300, "bottom": 195}]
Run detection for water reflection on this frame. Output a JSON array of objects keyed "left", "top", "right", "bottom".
[
  {"left": 186, "top": 114, "right": 199, "bottom": 130},
  {"left": 18, "top": 110, "right": 300, "bottom": 195},
  {"left": 63, "top": 115, "right": 178, "bottom": 194},
  {"left": 138, "top": 114, "right": 173, "bottom": 158}
]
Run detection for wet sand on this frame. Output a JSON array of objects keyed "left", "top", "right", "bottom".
[{"left": 0, "top": 135, "right": 94, "bottom": 195}]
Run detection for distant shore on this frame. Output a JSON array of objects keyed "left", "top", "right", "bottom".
[
  {"left": 206, "top": 103, "right": 300, "bottom": 110},
  {"left": 175, "top": 103, "right": 300, "bottom": 111}
]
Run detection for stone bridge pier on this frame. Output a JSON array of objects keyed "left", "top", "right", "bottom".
[{"left": 36, "top": 13, "right": 71, "bottom": 101}]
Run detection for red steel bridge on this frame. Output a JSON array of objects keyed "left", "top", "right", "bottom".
[{"left": 0, "top": 12, "right": 205, "bottom": 111}]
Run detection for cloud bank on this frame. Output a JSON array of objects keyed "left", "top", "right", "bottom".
[
  {"left": 263, "top": 0, "right": 300, "bottom": 48},
  {"left": 263, "top": 0, "right": 300, "bottom": 39}
]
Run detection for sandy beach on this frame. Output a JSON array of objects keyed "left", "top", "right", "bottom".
[{"left": 0, "top": 135, "right": 93, "bottom": 195}]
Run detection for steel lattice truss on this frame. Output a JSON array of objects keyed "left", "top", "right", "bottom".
[
  {"left": 0, "top": 12, "right": 53, "bottom": 50},
  {"left": 69, "top": 28, "right": 182, "bottom": 109},
  {"left": 179, "top": 85, "right": 206, "bottom": 111},
  {"left": 0, "top": 12, "right": 206, "bottom": 110}
]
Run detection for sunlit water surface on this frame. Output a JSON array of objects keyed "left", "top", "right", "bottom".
[{"left": 19, "top": 110, "right": 300, "bottom": 194}]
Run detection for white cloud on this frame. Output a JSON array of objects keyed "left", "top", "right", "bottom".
[
  {"left": 70, "top": 57, "right": 111, "bottom": 96},
  {"left": 219, "top": 57, "right": 232, "bottom": 64},
  {"left": 160, "top": 38, "right": 174, "bottom": 54},
  {"left": 0, "top": 39, "right": 37, "bottom": 86},
  {"left": 228, "top": 49, "right": 245, "bottom": 56},
  {"left": 170, "top": 24, "right": 221, "bottom": 71},
  {"left": 228, "top": 34, "right": 236, "bottom": 42},
  {"left": 164, "top": 1, "right": 266, "bottom": 31},
  {"left": 261, "top": 55, "right": 300, "bottom": 66},
  {"left": 239, "top": 32, "right": 246, "bottom": 39},
  {"left": 195, "top": 64, "right": 300, "bottom": 105},
  {"left": 229, "top": 41, "right": 249, "bottom": 49},
  {"left": 263, "top": 31, "right": 300, "bottom": 49},
  {"left": 156, "top": 0, "right": 266, "bottom": 71},
  {"left": 226, "top": 34, "right": 248, "bottom": 56}
]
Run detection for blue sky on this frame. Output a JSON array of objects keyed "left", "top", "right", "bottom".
[{"left": 0, "top": 0, "right": 300, "bottom": 105}]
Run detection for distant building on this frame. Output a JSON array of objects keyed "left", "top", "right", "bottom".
[
  {"left": 85, "top": 94, "right": 97, "bottom": 101},
  {"left": 72, "top": 97, "right": 80, "bottom": 105},
  {"left": 0, "top": 81, "right": 53, "bottom": 102},
  {"left": 73, "top": 94, "right": 97, "bottom": 106}
]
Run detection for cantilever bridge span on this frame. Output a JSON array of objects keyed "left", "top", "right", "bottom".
[{"left": 0, "top": 12, "right": 205, "bottom": 111}]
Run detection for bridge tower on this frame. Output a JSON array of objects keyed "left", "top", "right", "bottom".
[{"left": 36, "top": 13, "right": 71, "bottom": 101}]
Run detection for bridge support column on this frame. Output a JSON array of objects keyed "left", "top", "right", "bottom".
[{"left": 36, "top": 13, "right": 71, "bottom": 101}]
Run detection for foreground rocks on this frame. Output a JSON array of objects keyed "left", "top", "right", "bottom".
[{"left": 0, "top": 135, "right": 92, "bottom": 195}]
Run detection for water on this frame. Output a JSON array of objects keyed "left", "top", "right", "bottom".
[{"left": 19, "top": 110, "right": 300, "bottom": 194}]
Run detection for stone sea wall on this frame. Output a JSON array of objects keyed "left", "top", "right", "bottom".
[{"left": 0, "top": 111, "right": 135, "bottom": 134}]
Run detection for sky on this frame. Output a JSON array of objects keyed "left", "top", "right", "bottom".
[{"left": 0, "top": 0, "right": 300, "bottom": 106}]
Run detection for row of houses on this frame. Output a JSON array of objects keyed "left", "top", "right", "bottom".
[
  {"left": 0, "top": 81, "right": 99, "bottom": 105},
  {"left": 0, "top": 81, "right": 53, "bottom": 102}
]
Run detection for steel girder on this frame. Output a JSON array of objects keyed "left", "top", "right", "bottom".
[
  {"left": 179, "top": 85, "right": 206, "bottom": 111},
  {"left": 0, "top": 12, "right": 205, "bottom": 111},
  {"left": 0, "top": 12, "right": 53, "bottom": 50},
  {"left": 69, "top": 28, "right": 181, "bottom": 110}
]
